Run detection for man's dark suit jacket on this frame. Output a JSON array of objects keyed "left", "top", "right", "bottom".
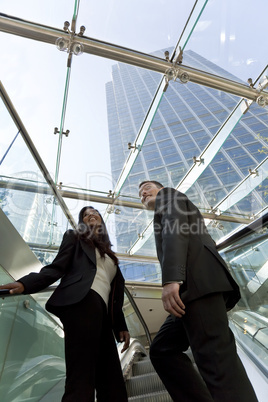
[
  {"left": 154, "top": 187, "right": 240, "bottom": 310},
  {"left": 18, "top": 230, "right": 128, "bottom": 341}
]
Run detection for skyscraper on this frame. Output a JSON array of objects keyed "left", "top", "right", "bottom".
[{"left": 106, "top": 49, "right": 268, "bottom": 276}]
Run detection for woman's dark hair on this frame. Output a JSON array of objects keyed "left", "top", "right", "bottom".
[{"left": 76, "top": 206, "right": 118, "bottom": 265}]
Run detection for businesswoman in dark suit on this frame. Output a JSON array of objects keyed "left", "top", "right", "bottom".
[{"left": 0, "top": 206, "right": 130, "bottom": 402}]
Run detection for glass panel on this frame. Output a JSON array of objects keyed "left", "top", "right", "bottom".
[
  {"left": 0, "top": 0, "right": 75, "bottom": 26},
  {"left": 206, "top": 221, "right": 243, "bottom": 245},
  {"left": 185, "top": 0, "right": 268, "bottom": 82},
  {"left": 1, "top": 183, "right": 69, "bottom": 247},
  {"left": 1, "top": 132, "right": 50, "bottom": 176},
  {"left": 192, "top": 104, "right": 268, "bottom": 213},
  {"left": 123, "top": 292, "right": 148, "bottom": 347},
  {"left": 111, "top": 76, "right": 164, "bottom": 196},
  {"left": 179, "top": 97, "right": 250, "bottom": 194},
  {"left": 212, "top": 157, "right": 268, "bottom": 217},
  {"left": 30, "top": 245, "right": 58, "bottom": 266},
  {"left": 115, "top": 76, "right": 254, "bottom": 253},
  {"left": 0, "top": 0, "right": 208, "bottom": 199},
  {"left": 128, "top": 218, "right": 154, "bottom": 256},
  {"left": 174, "top": 0, "right": 209, "bottom": 53},
  {"left": 0, "top": 36, "right": 67, "bottom": 175},
  {"left": 120, "top": 258, "right": 161, "bottom": 283},
  {"left": 0, "top": 131, "right": 70, "bottom": 247},
  {"left": 219, "top": 222, "right": 268, "bottom": 373},
  {"left": 106, "top": 1, "right": 210, "bottom": 197},
  {"left": 61, "top": 58, "right": 162, "bottom": 194},
  {"left": 78, "top": 0, "right": 196, "bottom": 53},
  {"left": 0, "top": 267, "right": 65, "bottom": 402}
]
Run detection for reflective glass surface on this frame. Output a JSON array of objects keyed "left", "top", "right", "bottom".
[
  {"left": 123, "top": 292, "right": 149, "bottom": 348},
  {"left": 77, "top": 0, "right": 196, "bottom": 53},
  {"left": 185, "top": 0, "right": 268, "bottom": 82},
  {"left": 0, "top": 267, "right": 65, "bottom": 402},
  {"left": 0, "top": 0, "right": 75, "bottom": 27},
  {"left": 219, "top": 222, "right": 268, "bottom": 373},
  {"left": 0, "top": 131, "right": 71, "bottom": 246}
]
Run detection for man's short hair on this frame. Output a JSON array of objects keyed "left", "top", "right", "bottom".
[{"left": 139, "top": 180, "right": 164, "bottom": 189}]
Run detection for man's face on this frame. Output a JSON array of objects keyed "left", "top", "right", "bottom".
[{"left": 139, "top": 182, "right": 163, "bottom": 210}]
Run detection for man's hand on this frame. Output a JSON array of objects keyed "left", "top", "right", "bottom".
[
  {"left": 162, "top": 282, "right": 185, "bottom": 317},
  {"left": 119, "top": 331, "right": 130, "bottom": 353},
  {"left": 0, "top": 282, "right": 25, "bottom": 295}
]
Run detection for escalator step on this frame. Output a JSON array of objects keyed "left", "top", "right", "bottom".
[
  {"left": 132, "top": 359, "right": 155, "bottom": 376},
  {"left": 126, "top": 372, "right": 167, "bottom": 397},
  {"left": 128, "top": 390, "right": 173, "bottom": 401}
]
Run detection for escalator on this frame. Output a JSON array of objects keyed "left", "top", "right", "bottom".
[
  {"left": 0, "top": 209, "right": 268, "bottom": 401},
  {"left": 217, "top": 212, "right": 268, "bottom": 384},
  {"left": 0, "top": 287, "right": 171, "bottom": 401},
  {"left": 126, "top": 354, "right": 172, "bottom": 401}
]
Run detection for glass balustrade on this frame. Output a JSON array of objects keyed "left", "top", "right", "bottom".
[
  {"left": 0, "top": 267, "right": 65, "bottom": 402},
  {"left": 0, "top": 263, "right": 151, "bottom": 400},
  {"left": 219, "top": 218, "right": 268, "bottom": 375}
]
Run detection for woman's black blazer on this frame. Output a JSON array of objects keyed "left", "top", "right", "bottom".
[{"left": 18, "top": 230, "right": 128, "bottom": 341}]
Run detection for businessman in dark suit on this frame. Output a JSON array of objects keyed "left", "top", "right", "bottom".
[
  {"left": 0, "top": 206, "right": 129, "bottom": 402},
  {"left": 139, "top": 181, "right": 257, "bottom": 402}
]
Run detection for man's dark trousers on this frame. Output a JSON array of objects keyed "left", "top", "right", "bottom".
[{"left": 150, "top": 292, "right": 258, "bottom": 402}]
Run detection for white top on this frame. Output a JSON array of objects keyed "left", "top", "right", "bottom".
[{"left": 91, "top": 248, "right": 117, "bottom": 306}]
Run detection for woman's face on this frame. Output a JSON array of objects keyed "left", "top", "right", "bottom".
[{"left": 82, "top": 208, "right": 102, "bottom": 229}]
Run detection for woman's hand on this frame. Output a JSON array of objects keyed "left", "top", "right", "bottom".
[
  {"left": 0, "top": 282, "right": 25, "bottom": 295},
  {"left": 119, "top": 331, "right": 130, "bottom": 353}
]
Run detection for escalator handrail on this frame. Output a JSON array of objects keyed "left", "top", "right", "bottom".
[
  {"left": 1, "top": 284, "right": 152, "bottom": 346},
  {"left": 217, "top": 211, "right": 268, "bottom": 251}
]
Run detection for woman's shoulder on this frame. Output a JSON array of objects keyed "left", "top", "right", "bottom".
[{"left": 62, "top": 229, "right": 78, "bottom": 243}]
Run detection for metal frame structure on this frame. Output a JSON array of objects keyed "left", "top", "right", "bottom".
[
  {"left": 0, "top": 4, "right": 267, "bottom": 256},
  {"left": 0, "top": 13, "right": 267, "bottom": 102},
  {"left": 0, "top": 177, "right": 253, "bottom": 225}
]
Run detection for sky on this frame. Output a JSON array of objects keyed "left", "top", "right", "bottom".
[{"left": 0, "top": 0, "right": 267, "bottom": 226}]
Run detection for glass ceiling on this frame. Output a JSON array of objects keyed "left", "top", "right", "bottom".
[{"left": 0, "top": 0, "right": 268, "bottom": 262}]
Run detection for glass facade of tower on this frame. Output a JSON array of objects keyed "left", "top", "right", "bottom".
[
  {"left": 106, "top": 50, "right": 268, "bottom": 268},
  {"left": 0, "top": 172, "right": 66, "bottom": 265}
]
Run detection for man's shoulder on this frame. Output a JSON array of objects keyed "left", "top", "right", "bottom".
[
  {"left": 155, "top": 187, "right": 189, "bottom": 215},
  {"left": 157, "top": 187, "right": 187, "bottom": 200}
]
